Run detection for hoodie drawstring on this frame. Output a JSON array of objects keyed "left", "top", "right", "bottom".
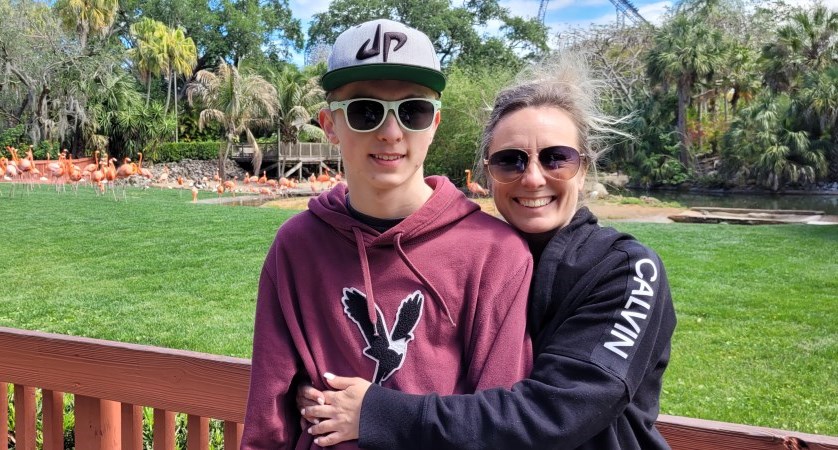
[
  {"left": 394, "top": 232, "right": 456, "bottom": 327},
  {"left": 353, "top": 227, "right": 379, "bottom": 336}
]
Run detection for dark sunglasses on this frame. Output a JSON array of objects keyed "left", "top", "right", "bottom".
[
  {"left": 484, "top": 146, "right": 585, "bottom": 184},
  {"left": 329, "top": 98, "right": 441, "bottom": 132}
]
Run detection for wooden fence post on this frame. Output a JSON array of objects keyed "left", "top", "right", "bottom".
[
  {"left": 121, "top": 403, "right": 143, "bottom": 450},
  {"left": 74, "top": 396, "right": 121, "bottom": 450},
  {"left": 1, "top": 382, "right": 8, "bottom": 450},
  {"left": 42, "top": 390, "right": 64, "bottom": 450},
  {"left": 13, "top": 385, "right": 36, "bottom": 450},
  {"left": 153, "top": 408, "right": 175, "bottom": 450}
]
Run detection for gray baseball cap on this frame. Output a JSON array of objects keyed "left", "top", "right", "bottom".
[{"left": 321, "top": 19, "right": 446, "bottom": 94}]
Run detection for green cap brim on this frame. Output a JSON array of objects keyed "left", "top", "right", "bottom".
[{"left": 321, "top": 64, "right": 446, "bottom": 94}]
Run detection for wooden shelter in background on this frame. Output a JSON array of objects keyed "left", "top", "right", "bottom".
[
  {"left": 233, "top": 143, "right": 340, "bottom": 179},
  {"left": 2, "top": 327, "right": 837, "bottom": 449}
]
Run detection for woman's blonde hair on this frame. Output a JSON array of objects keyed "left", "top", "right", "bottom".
[{"left": 479, "top": 51, "right": 631, "bottom": 172}]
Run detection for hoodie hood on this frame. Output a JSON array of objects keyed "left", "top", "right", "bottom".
[{"left": 308, "top": 176, "right": 479, "bottom": 330}]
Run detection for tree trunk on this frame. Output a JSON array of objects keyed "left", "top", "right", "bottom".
[
  {"left": 677, "top": 78, "right": 692, "bottom": 168},
  {"left": 165, "top": 70, "right": 172, "bottom": 113},
  {"left": 174, "top": 75, "right": 179, "bottom": 143},
  {"left": 248, "top": 128, "right": 262, "bottom": 179},
  {"left": 697, "top": 99, "right": 703, "bottom": 156},
  {"left": 219, "top": 139, "right": 231, "bottom": 180},
  {"left": 146, "top": 78, "right": 151, "bottom": 107}
]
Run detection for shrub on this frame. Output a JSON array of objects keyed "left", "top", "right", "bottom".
[
  {"left": 149, "top": 142, "right": 224, "bottom": 162},
  {"left": 0, "top": 125, "right": 26, "bottom": 150}
]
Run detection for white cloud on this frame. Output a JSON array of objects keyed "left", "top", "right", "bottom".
[
  {"left": 290, "top": 0, "right": 332, "bottom": 28},
  {"left": 637, "top": 1, "right": 673, "bottom": 25},
  {"left": 785, "top": 0, "right": 838, "bottom": 9}
]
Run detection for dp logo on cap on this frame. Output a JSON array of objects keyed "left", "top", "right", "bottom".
[{"left": 356, "top": 23, "right": 407, "bottom": 62}]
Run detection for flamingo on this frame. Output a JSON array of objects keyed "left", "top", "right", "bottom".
[
  {"left": 116, "top": 157, "right": 137, "bottom": 179},
  {"left": 6, "top": 148, "right": 22, "bottom": 189},
  {"left": 317, "top": 167, "right": 332, "bottom": 190},
  {"left": 0, "top": 157, "right": 6, "bottom": 196},
  {"left": 465, "top": 169, "right": 489, "bottom": 197},
  {"left": 104, "top": 157, "right": 118, "bottom": 199},
  {"left": 157, "top": 165, "right": 170, "bottom": 188},
  {"left": 257, "top": 171, "right": 267, "bottom": 184},
  {"left": 137, "top": 152, "right": 153, "bottom": 179},
  {"left": 308, "top": 173, "right": 318, "bottom": 194},
  {"left": 191, "top": 186, "right": 199, "bottom": 202},
  {"left": 48, "top": 152, "right": 66, "bottom": 192},
  {"left": 68, "top": 155, "right": 83, "bottom": 186},
  {"left": 223, "top": 176, "right": 237, "bottom": 197},
  {"left": 83, "top": 152, "right": 98, "bottom": 175},
  {"left": 18, "top": 146, "right": 35, "bottom": 187},
  {"left": 90, "top": 151, "right": 105, "bottom": 193}
]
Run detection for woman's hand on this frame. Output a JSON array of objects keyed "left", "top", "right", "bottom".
[
  {"left": 303, "top": 373, "right": 372, "bottom": 447},
  {"left": 296, "top": 382, "right": 326, "bottom": 425}
]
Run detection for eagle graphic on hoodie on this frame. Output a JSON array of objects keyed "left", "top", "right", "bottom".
[{"left": 242, "top": 176, "right": 533, "bottom": 450}]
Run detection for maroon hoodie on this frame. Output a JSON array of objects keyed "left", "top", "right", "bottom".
[{"left": 242, "top": 176, "right": 533, "bottom": 450}]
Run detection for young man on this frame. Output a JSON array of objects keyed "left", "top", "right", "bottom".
[{"left": 241, "top": 19, "right": 534, "bottom": 449}]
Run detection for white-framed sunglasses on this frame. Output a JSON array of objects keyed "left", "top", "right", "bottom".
[{"left": 329, "top": 98, "right": 441, "bottom": 132}]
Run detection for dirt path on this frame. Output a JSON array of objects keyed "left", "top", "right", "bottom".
[{"left": 263, "top": 196, "right": 687, "bottom": 222}]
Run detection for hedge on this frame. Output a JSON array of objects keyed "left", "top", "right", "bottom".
[{"left": 149, "top": 141, "right": 225, "bottom": 162}]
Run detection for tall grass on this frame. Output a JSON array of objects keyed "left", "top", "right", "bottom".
[{"left": 1, "top": 187, "right": 836, "bottom": 435}]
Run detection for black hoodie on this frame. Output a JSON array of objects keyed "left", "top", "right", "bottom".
[{"left": 358, "top": 207, "right": 677, "bottom": 450}]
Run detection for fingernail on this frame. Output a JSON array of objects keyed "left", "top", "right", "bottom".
[
  {"left": 308, "top": 427, "right": 313, "bottom": 435},
  {"left": 318, "top": 397, "right": 325, "bottom": 405},
  {"left": 301, "top": 408, "right": 306, "bottom": 415},
  {"left": 314, "top": 438, "right": 320, "bottom": 445},
  {"left": 324, "top": 372, "right": 335, "bottom": 380},
  {"left": 313, "top": 419, "right": 320, "bottom": 425}
]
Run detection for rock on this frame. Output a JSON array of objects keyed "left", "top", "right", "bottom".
[
  {"left": 590, "top": 182, "right": 609, "bottom": 197},
  {"left": 145, "top": 159, "right": 247, "bottom": 184}
]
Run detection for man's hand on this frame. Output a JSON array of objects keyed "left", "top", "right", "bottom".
[{"left": 303, "top": 373, "right": 372, "bottom": 447}]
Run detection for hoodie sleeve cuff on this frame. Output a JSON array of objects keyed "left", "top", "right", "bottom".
[{"left": 358, "top": 384, "right": 426, "bottom": 450}]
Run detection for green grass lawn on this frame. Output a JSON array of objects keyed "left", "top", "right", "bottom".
[{"left": 1, "top": 186, "right": 836, "bottom": 435}]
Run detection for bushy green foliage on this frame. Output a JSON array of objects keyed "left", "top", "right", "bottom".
[
  {"left": 0, "top": 125, "right": 26, "bottom": 149},
  {"left": 426, "top": 65, "right": 515, "bottom": 185},
  {"left": 150, "top": 141, "right": 224, "bottom": 162}
]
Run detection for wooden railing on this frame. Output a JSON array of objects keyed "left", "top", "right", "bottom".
[
  {"left": 233, "top": 143, "right": 340, "bottom": 160},
  {"left": 0, "top": 327, "right": 249, "bottom": 450},
  {"left": 1, "top": 326, "right": 837, "bottom": 450}
]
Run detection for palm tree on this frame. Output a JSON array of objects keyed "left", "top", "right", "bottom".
[
  {"left": 162, "top": 27, "right": 197, "bottom": 142},
  {"left": 127, "top": 18, "right": 167, "bottom": 106},
  {"left": 269, "top": 66, "right": 327, "bottom": 175},
  {"left": 647, "top": 14, "right": 724, "bottom": 168},
  {"left": 724, "top": 94, "right": 828, "bottom": 191},
  {"left": 186, "top": 60, "right": 278, "bottom": 180},
  {"left": 54, "top": 0, "right": 118, "bottom": 48},
  {"left": 801, "top": 66, "right": 838, "bottom": 139},
  {"left": 763, "top": 5, "right": 838, "bottom": 93}
]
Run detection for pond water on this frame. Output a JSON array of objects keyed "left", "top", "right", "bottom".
[{"left": 622, "top": 189, "right": 838, "bottom": 215}]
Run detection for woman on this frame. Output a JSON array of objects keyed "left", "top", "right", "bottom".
[{"left": 299, "top": 53, "right": 677, "bottom": 450}]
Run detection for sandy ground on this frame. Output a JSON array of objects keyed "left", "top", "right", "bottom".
[{"left": 262, "top": 195, "right": 687, "bottom": 223}]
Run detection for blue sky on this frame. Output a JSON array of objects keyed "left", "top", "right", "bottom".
[
  {"left": 286, "top": 0, "right": 675, "bottom": 65},
  {"left": 286, "top": 0, "right": 838, "bottom": 66}
]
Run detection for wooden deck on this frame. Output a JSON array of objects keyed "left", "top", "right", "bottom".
[
  {"left": 1, "top": 326, "right": 837, "bottom": 449},
  {"left": 233, "top": 142, "right": 341, "bottom": 178}
]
